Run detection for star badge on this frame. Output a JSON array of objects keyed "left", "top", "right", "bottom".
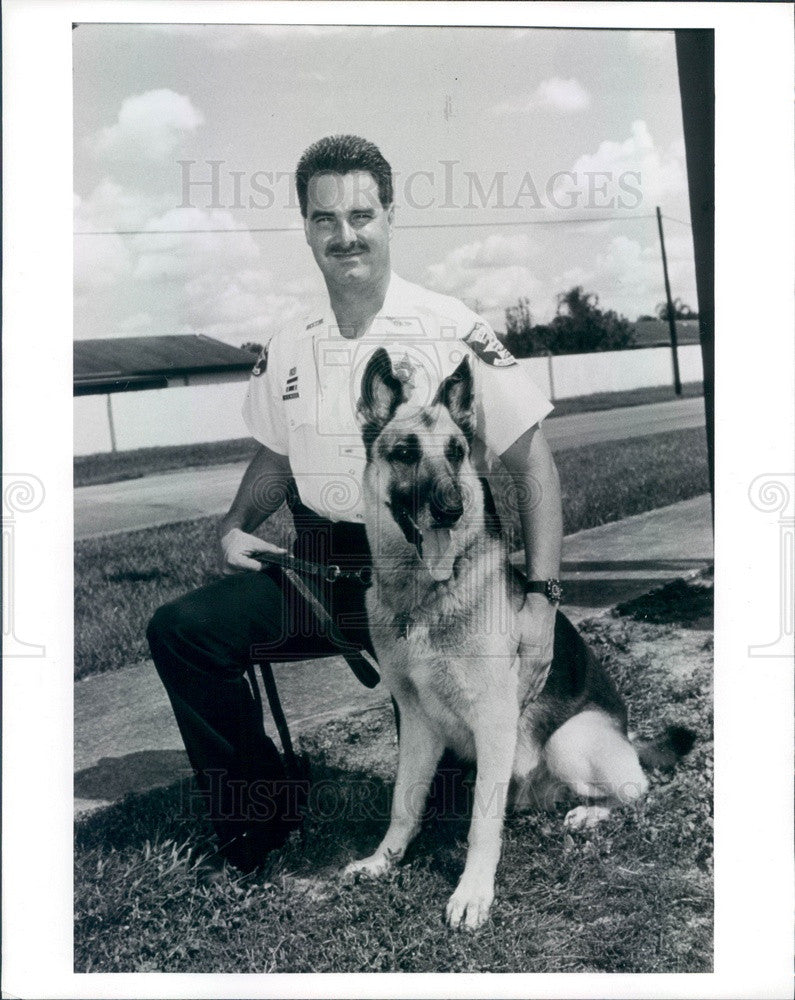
[{"left": 393, "top": 352, "right": 417, "bottom": 390}]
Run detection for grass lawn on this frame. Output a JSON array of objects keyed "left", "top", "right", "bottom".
[
  {"left": 74, "top": 575, "right": 713, "bottom": 973},
  {"left": 73, "top": 382, "right": 704, "bottom": 487},
  {"left": 74, "top": 426, "right": 709, "bottom": 680}
]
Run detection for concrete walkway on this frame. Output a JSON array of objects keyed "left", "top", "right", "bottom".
[
  {"left": 74, "top": 397, "right": 706, "bottom": 540},
  {"left": 74, "top": 493, "right": 713, "bottom": 817}
]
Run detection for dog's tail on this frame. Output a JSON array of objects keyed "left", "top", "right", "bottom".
[{"left": 634, "top": 726, "right": 696, "bottom": 771}]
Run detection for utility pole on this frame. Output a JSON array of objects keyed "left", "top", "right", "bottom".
[
  {"left": 656, "top": 206, "right": 682, "bottom": 396},
  {"left": 675, "top": 29, "right": 714, "bottom": 521},
  {"left": 106, "top": 394, "right": 117, "bottom": 452}
]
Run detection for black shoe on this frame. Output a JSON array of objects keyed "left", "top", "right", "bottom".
[
  {"left": 218, "top": 822, "right": 294, "bottom": 874},
  {"left": 194, "top": 850, "right": 234, "bottom": 887}
]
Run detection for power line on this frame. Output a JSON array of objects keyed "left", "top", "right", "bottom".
[
  {"left": 399, "top": 215, "right": 658, "bottom": 230},
  {"left": 74, "top": 213, "right": 660, "bottom": 237}
]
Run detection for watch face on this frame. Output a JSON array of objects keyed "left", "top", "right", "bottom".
[{"left": 547, "top": 580, "right": 563, "bottom": 603}]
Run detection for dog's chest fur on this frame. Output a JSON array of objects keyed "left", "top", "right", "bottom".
[{"left": 366, "top": 543, "right": 520, "bottom": 760}]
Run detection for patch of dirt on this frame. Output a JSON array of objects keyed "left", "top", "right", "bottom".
[
  {"left": 612, "top": 623, "right": 712, "bottom": 683},
  {"left": 612, "top": 573, "right": 714, "bottom": 630}
]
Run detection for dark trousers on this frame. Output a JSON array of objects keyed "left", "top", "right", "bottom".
[{"left": 146, "top": 561, "right": 371, "bottom": 865}]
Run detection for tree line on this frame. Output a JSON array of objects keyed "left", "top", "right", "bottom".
[
  {"left": 241, "top": 288, "right": 697, "bottom": 360},
  {"left": 501, "top": 287, "right": 698, "bottom": 357}
]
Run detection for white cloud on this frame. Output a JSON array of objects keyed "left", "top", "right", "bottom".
[
  {"left": 129, "top": 207, "right": 306, "bottom": 343},
  {"left": 89, "top": 89, "right": 204, "bottom": 162},
  {"left": 494, "top": 77, "right": 591, "bottom": 116},
  {"left": 131, "top": 207, "right": 260, "bottom": 283},
  {"left": 74, "top": 179, "right": 171, "bottom": 232},
  {"left": 74, "top": 176, "right": 309, "bottom": 342},
  {"left": 557, "top": 233, "right": 696, "bottom": 320},
  {"left": 176, "top": 264, "right": 308, "bottom": 344},
  {"left": 421, "top": 224, "right": 697, "bottom": 330},
  {"left": 424, "top": 234, "right": 543, "bottom": 320},
  {"left": 74, "top": 231, "right": 131, "bottom": 293},
  {"left": 118, "top": 312, "right": 153, "bottom": 332},
  {"left": 553, "top": 120, "right": 686, "bottom": 211},
  {"left": 535, "top": 77, "right": 591, "bottom": 112}
]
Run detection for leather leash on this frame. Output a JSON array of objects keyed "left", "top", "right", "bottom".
[{"left": 252, "top": 550, "right": 380, "bottom": 689}]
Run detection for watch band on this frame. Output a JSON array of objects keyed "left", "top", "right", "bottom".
[{"left": 524, "top": 578, "right": 564, "bottom": 605}]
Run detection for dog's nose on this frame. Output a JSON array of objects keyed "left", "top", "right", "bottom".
[{"left": 430, "top": 483, "right": 463, "bottom": 527}]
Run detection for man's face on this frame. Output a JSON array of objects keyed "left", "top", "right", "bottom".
[{"left": 304, "top": 170, "right": 393, "bottom": 291}]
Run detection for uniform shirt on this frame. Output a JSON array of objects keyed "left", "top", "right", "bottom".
[{"left": 243, "top": 272, "right": 553, "bottom": 523}]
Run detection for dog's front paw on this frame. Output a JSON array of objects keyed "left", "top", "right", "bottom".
[
  {"left": 343, "top": 853, "right": 392, "bottom": 880},
  {"left": 445, "top": 879, "right": 494, "bottom": 931},
  {"left": 563, "top": 804, "right": 612, "bottom": 830}
]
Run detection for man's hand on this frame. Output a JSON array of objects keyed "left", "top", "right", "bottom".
[
  {"left": 219, "top": 527, "right": 287, "bottom": 575},
  {"left": 516, "top": 592, "right": 557, "bottom": 704}
]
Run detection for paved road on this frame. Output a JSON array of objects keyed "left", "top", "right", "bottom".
[
  {"left": 544, "top": 396, "right": 704, "bottom": 450},
  {"left": 74, "top": 494, "right": 713, "bottom": 815},
  {"left": 74, "top": 397, "right": 706, "bottom": 540}
]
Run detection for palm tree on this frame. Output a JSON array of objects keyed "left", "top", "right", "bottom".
[{"left": 656, "top": 298, "right": 697, "bottom": 322}]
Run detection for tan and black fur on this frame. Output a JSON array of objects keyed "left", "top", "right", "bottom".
[{"left": 344, "top": 347, "right": 694, "bottom": 930}]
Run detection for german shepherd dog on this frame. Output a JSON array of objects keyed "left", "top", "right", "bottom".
[{"left": 345, "top": 347, "right": 694, "bottom": 930}]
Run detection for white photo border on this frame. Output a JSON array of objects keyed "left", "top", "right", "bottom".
[{"left": 2, "top": 1, "right": 793, "bottom": 998}]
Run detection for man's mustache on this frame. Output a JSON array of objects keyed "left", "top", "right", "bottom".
[{"left": 327, "top": 242, "right": 368, "bottom": 255}]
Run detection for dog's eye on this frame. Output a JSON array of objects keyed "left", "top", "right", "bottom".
[
  {"left": 445, "top": 438, "right": 466, "bottom": 466},
  {"left": 389, "top": 437, "right": 421, "bottom": 465}
]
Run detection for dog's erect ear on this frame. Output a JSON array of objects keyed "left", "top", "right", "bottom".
[
  {"left": 357, "top": 347, "right": 404, "bottom": 454},
  {"left": 433, "top": 356, "right": 475, "bottom": 443}
]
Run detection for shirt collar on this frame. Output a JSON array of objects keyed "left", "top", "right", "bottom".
[{"left": 313, "top": 271, "right": 406, "bottom": 341}]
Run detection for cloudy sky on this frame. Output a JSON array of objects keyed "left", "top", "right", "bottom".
[{"left": 73, "top": 23, "right": 698, "bottom": 345}]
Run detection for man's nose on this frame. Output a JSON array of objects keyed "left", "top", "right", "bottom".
[{"left": 335, "top": 217, "right": 356, "bottom": 246}]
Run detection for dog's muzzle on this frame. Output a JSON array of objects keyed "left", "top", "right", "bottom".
[{"left": 429, "top": 481, "right": 464, "bottom": 529}]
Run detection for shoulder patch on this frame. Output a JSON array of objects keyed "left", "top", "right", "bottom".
[
  {"left": 251, "top": 342, "right": 269, "bottom": 376},
  {"left": 462, "top": 323, "right": 517, "bottom": 368},
  {"left": 306, "top": 318, "right": 323, "bottom": 330}
]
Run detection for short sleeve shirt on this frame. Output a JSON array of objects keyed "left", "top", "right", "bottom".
[{"left": 243, "top": 273, "right": 553, "bottom": 523}]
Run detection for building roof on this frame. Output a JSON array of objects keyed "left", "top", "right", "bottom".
[{"left": 74, "top": 335, "right": 256, "bottom": 395}]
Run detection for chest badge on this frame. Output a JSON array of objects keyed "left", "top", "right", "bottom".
[
  {"left": 393, "top": 352, "right": 418, "bottom": 394},
  {"left": 282, "top": 366, "right": 300, "bottom": 400}
]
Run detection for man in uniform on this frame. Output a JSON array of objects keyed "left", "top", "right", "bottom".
[{"left": 147, "top": 135, "right": 563, "bottom": 873}]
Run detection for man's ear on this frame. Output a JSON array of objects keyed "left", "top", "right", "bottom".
[
  {"left": 357, "top": 347, "right": 403, "bottom": 454},
  {"left": 433, "top": 356, "right": 475, "bottom": 443}
]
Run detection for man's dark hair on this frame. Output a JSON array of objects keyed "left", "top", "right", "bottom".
[{"left": 295, "top": 135, "right": 393, "bottom": 218}]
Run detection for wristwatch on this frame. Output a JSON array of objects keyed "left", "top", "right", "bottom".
[{"left": 524, "top": 578, "right": 564, "bottom": 605}]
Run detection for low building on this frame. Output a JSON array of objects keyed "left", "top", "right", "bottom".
[{"left": 74, "top": 335, "right": 257, "bottom": 455}]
